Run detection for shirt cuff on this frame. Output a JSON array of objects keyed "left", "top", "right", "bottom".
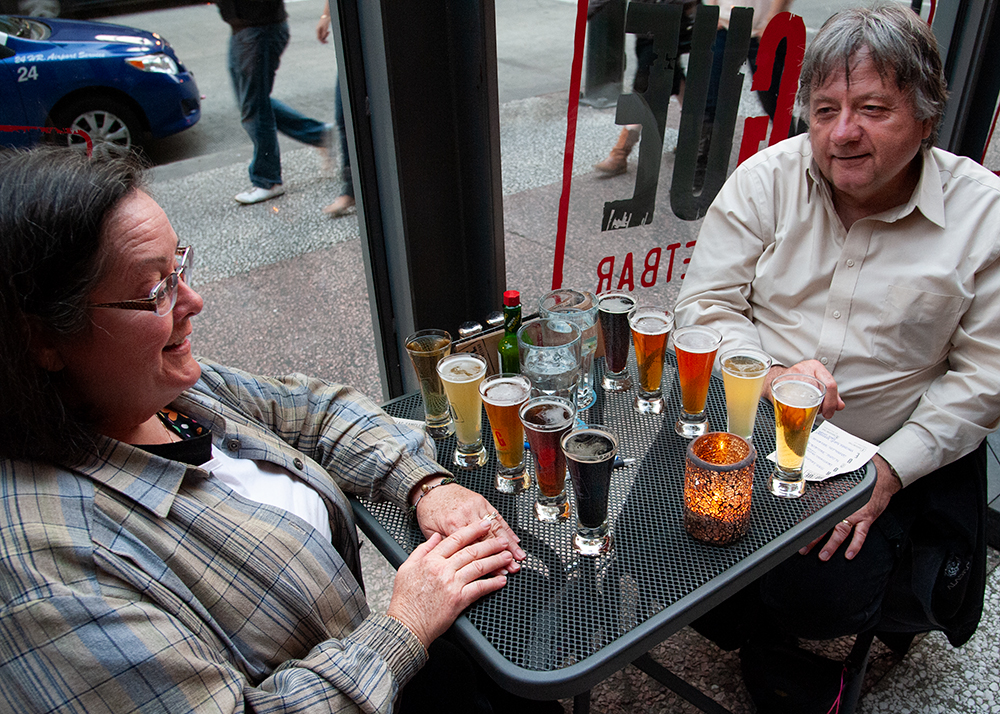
[
  {"left": 877, "top": 428, "right": 935, "bottom": 488},
  {"left": 344, "top": 614, "right": 429, "bottom": 688}
]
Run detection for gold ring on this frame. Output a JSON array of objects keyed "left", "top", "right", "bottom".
[{"left": 841, "top": 519, "right": 851, "bottom": 528}]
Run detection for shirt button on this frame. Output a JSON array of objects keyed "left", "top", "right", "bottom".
[
  {"left": 846, "top": 259, "right": 855, "bottom": 268},
  {"left": 832, "top": 310, "right": 842, "bottom": 319},
  {"left": 293, "top": 458, "right": 305, "bottom": 470},
  {"left": 226, "top": 438, "right": 240, "bottom": 451},
  {"left": 820, "top": 357, "right": 829, "bottom": 365}
]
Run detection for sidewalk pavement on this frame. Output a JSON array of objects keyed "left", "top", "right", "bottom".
[{"left": 151, "top": 89, "right": 1000, "bottom": 714}]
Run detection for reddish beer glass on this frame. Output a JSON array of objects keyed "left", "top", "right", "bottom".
[{"left": 672, "top": 325, "right": 722, "bottom": 438}]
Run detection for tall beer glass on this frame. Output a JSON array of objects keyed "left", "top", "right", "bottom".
[
  {"left": 598, "top": 291, "right": 636, "bottom": 392},
  {"left": 436, "top": 353, "right": 488, "bottom": 468},
  {"left": 720, "top": 348, "right": 773, "bottom": 440},
  {"left": 562, "top": 425, "right": 618, "bottom": 555},
  {"left": 520, "top": 395, "right": 576, "bottom": 522},
  {"left": 404, "top": 329, "right": 455, "bottom": 438},
  {"left": 628, "top": 306, "right": 674, "bottom": 414},
  {"left": 770, "top": 373, "right": 826, "bottom": 498},
  {"left": 518, "top": 320, "right": 582, "bottom": 406},
  {"left": 672, "top": 325, "right": 722, "bottom": 438},
  {"left": 480, "top": 373, "right": 531, "bottom": 493},
  {"left": 539, "top": 289, "right": 599, "bottom": 410}
]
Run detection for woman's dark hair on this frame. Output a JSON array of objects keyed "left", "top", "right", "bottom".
[{"left": 0, "top": 147, "right": 145, "bottom": 464}]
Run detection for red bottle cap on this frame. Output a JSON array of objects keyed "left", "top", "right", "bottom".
[{"left": 503, "top": 290, "right": 520, "bottom": 307}]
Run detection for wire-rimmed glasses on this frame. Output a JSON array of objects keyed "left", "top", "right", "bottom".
[{"left": 90, "top": 246, "right": 193, "bottom": 317}]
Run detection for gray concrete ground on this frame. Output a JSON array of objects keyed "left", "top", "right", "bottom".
[{"left": 149, "top": 85, "right": 1000, "bottom": 712}]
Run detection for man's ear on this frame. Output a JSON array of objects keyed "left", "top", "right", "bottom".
[{"left": 26, "top": 319, "right": 66, "bottom": 372}]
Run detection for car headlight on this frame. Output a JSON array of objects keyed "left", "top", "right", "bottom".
[{"left": 126, "top": 54, "right": 179, "bottom": 74}]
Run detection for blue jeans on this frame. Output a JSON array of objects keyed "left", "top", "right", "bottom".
[
  {"left": 334, "top": 78, "right": 353, "bottom": 198},
  {"left": 229, "top": 21, "right": 328, "bottom": 189}
]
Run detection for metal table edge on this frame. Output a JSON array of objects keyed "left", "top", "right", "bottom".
[{"left": 349, "top": 461, "right": 877, "bottom": 701}]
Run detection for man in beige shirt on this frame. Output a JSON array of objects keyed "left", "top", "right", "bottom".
[{"left": 675, "top": 2, "right": 1000, "bottom": 701}]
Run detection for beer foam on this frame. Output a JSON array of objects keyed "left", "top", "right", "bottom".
[
  {"left": 599, "top": 295, "right": 635, "bottom": 314},
  {"left": 723, "top": 355, "right": 767, "bottom": 377},
  {"left": 774, "top": 380, "right": 824, "bottom": 407},
  {"left": 564, "top": 431, "right": 615, "bottom": 460},
  {"left": 632, "top": 315, "right": 671, "bottom": 334},
  {"left": 439, "top": 356, "right": 485, "bottom": 381},
  {"left": 484, "top": 380, "right": 529, "bottom": 404},
  {"left": 675, "top": 329, "right": 720, "bottom": 352}
]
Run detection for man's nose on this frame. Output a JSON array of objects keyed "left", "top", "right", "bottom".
[{"left": 830, "top": 110, "right": 862, "bottom": 143}]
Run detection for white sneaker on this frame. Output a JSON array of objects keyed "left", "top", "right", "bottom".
[{"left": 234, "top": 185, "right": 285, "bottom": 204}]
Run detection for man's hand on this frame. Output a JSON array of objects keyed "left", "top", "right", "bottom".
[
  {"left": 763, "top": 359, "right": 845, "bottom": 419},
  {"left": 387, "top": 519, "right": 513, "bottom": 648},
  {"left": 799, "top": 454, "right": 902, "bottom": 561},
  {"left": 413, "top": 478, "right": 525, "bottom": 573}
]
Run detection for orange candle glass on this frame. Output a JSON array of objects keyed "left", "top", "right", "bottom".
[{"left": 684, "top": 432, "right": 755, "bottom": 545}]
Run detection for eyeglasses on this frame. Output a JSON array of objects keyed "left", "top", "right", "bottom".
[{"left": 90, "top": 246, "right": 193, "bottom": 317}]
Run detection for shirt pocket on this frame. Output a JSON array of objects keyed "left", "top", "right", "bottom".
[{"left": 872, "top": 285, "right": 967, "bottom": 371}]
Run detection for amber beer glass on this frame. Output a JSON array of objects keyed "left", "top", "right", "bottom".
[
  {"left": 519, "top": 395, "right": 576, "bottom": 522},
  {"left": 480, "top": 373, "right": 531, "bottom": 493},
  {"left": 672, "top": 325, "right": 722, "bottom": 438},
  {"left": 770, "top": 373, "right": 826, "bottom": 498},
  {"left": 597, "top": 291, "right": 636, "bottom": 392},
  {"left": 627, "top": 306, "right": 674, "bottom": 414}
]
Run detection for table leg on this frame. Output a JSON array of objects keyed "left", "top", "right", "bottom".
[
  {"left": 572, "top": 691, "right": 591, "bottom": 714},
  {"left": 632, "top": 653, "right": 733, "bottom": 714}
]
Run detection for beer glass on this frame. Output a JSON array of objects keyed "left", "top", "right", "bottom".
[
  {"left": 562, "top": 425, "right": 618, "bottom": 555},
  {"left": 539, "top": 289, "right": 599, "bottom": 411},
  {"left": 672, "top": 325, "right": 722, "bottom": 438},
  {"left": 517, "top": 320, "right": 582, "bottom": 406},
  {"left": 404, "top": 329, "right": 454, "bottom": 438},
  {"left": 770, "top": 373, "right": 826, "bottom": 498},
  {"left": 720, "top": 348, "right": 773, "bottom": 440},
  {"left": 436, "top": 353, "right": 488, "bottom": 468},
  {"left": 520, "top": 395, "right": 576, "bottom": 522},
  {"left": 480, "top": 373, "right": 531, "bottom": 493},
  {"left": 597, "top": 291, "right": 636, "bottom": 392},
  {"left": 628, "top": 306, "right": 674, "bottom": 414}
]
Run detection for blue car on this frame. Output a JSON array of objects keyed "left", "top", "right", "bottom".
[{"left": 0, "top": 14, "right": 200, "bottom": 155}]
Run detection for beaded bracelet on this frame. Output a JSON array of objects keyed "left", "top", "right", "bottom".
[{"left": 409, "top": 477, "right": 456, "bottom": 513}]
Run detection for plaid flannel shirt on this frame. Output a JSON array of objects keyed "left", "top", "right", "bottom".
[{"left": 0, "top": 360, "right": 443, "bottom": 713}]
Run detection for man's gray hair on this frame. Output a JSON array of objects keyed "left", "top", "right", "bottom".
[{"left": 797, "top": 3, "right": 948, "bottom": 147}]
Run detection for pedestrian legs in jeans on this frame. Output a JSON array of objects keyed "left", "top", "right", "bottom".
[{"left": 229, "top": 20, "right": 331, "bottom": 204}]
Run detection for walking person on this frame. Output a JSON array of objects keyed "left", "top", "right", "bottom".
[
  {"left": 316, "top": 2, "right": 356, "bottom": 217},
  {"left": 219, "top": 0, "right": 333, "bottom": 204}
]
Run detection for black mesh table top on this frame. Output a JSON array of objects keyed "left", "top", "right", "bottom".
[{"left": 351, "top": 353, "right": 875, "bottom": 700}]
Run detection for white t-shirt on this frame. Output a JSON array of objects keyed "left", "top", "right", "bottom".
[{"left": 203, "top": 446, "right": 333, "bottom": 542}]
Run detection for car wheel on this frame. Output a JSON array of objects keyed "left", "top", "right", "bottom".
[
  {"left": 16, "top": 0, "right": 60, "bottom": 16},
  {"left": 54, "top": 97, "right": 143, "bottom": 159}
]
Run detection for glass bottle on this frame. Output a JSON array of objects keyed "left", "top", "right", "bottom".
[{"left": 498, "top": 290, "right": 521, "bottom": 373}]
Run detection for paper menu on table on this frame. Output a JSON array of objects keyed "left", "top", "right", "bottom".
[{"left": 766, "top": 421, "right": 878, "bottom": 482}]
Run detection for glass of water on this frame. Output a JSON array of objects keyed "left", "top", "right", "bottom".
[{"left": 517, "top": 319, "right": 582, "bottom": 408}]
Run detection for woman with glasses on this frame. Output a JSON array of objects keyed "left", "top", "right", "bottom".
[{"left": 0, "top": 148, "right": 558, "bottom": 714}]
